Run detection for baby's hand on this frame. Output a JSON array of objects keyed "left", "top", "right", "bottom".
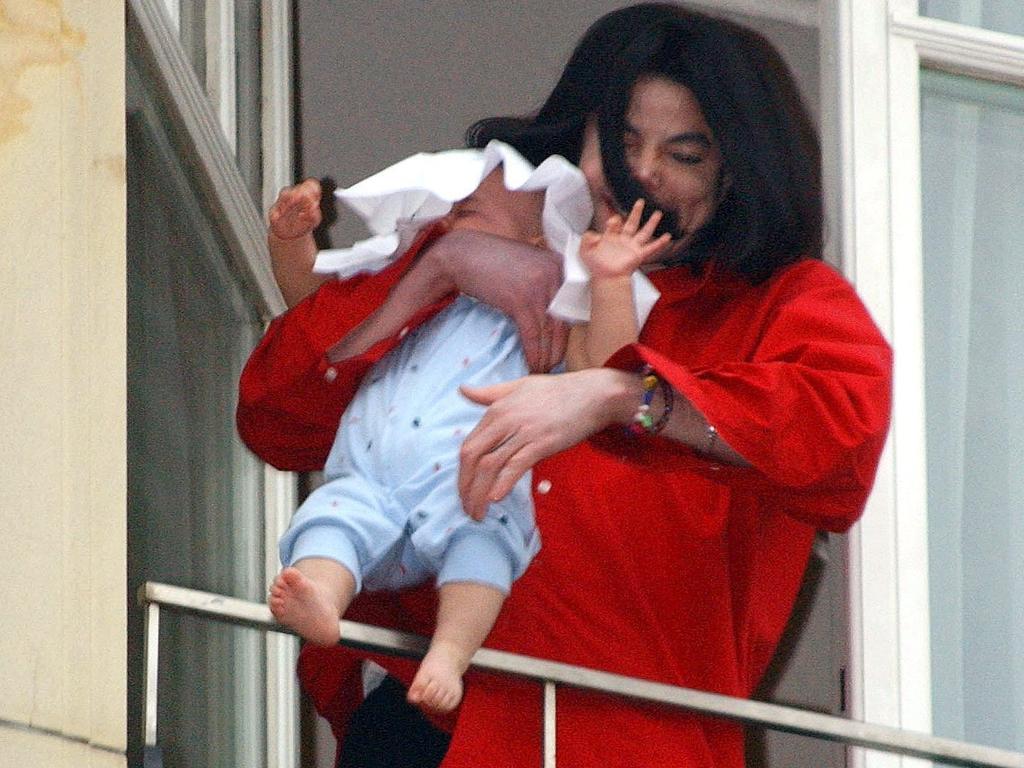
[
  {"left": 268, "top": 178, "right": 323, "bottom": 241},
  {"left": 579, "top": 199, "right": 672, "bottom": 280}
]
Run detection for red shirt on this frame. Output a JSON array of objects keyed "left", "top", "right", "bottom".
[{"left": 237, "top": 235, "right": 892, "bottom": 767}]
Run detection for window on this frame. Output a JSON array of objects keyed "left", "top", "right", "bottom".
[
  {"left": 126, "top": 60, "right": 267, "bottom": 765},
  {"left": 125, "top": 0, "right": 296, "bottom": 764},
  {"left": 921, "top": 69, "right": 1024, "bottom": 752},
  {"left": 842, "top": 2, "right": 1024, "bottom": 763}
]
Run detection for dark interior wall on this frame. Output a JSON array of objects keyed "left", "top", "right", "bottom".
[
  {"left": 295, "top": 1, "right": 818, "bottom": 247},
  {"left": 295, "top": 1, "right": 625, "bottom": 246}
]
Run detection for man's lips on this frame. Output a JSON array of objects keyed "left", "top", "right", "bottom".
[{"left": 595, "top": 189, "right": 688, "bottom": 243}]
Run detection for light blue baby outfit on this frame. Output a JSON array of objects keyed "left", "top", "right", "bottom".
[{"left": 280, "top": 295, "right": 538, "bottom": 593}]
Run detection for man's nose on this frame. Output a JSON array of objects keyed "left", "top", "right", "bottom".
[{"left": 631, "top": 148, "right": 661, "bottom": 188}]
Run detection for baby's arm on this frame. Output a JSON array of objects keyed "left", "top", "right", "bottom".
[
  {"left": 327, "top": 184, "right": 542, "bottom": 363},
  {"left": 267, "top": 178, "right": 332, "bottom": 308},
  {"left": 566, "top": 200, "right": 670, "bottom": 370}
]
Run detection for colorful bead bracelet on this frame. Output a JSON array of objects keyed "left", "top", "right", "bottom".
[{"left": 627, "top": 364, "right": 674, "bottom": 436}]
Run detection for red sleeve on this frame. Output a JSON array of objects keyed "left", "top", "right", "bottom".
[
  {"left": 600, "top": 265, "right": 892, "bottom": 533},
  {"left": 236, "top": 228, "right": 450, "bottom": 471}
]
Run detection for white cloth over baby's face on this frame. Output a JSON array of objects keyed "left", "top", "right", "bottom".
[{"left": 313, "top": 140, "right": 661, "bottom": 328}]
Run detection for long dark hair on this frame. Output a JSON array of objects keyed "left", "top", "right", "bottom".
[{"left": 466, "top": 3, "right": 822, "bottom": 283}]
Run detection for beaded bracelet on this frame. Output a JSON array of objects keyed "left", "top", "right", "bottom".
[{"left": 627, "top": 364, "right": 674, "bottom": 436}]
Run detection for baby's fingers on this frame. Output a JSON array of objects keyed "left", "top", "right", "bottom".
[
  {"left": 639, "top": 232, "right": 673, "bottom": 261},
  {"left": 275, "top": 179, "right": 320, "bottom": 215},
  {"left": 270, "top": 197, "right": 302, "bottom": 226},
  {"left": 622, "top": 199, "right": 646, "bottom": 234},
  {"left": 603, "top": 213, "right": 624, "bottom": 235},
  {"left": 638, "top": 209, "right": 664, "bottom": 241},
  {"left": 292, "top": 177, "right": 323, "bottom": 204}
]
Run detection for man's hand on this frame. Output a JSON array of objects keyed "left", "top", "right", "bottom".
[{"left": 420, "top": 230, "right": 569, "bottom": 373}]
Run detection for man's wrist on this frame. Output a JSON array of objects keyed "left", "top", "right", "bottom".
[
  {"left": 595, "top": 367, "right": 643, "bottom": 427},
  {"left": 402, "top": 241, "right": 455, "bottom": 304}
]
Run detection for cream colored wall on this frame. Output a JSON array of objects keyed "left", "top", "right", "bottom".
[{"left": 0, "top": 1, "right": 126, "bottom": 765}]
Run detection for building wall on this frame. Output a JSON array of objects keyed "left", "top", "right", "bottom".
[{"left": 0, "top": 1, "right": 127, "bottom": 765}]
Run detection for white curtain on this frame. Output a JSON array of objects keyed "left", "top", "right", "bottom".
[{"left": 921, "top": 69, "right": 1024, "bottom": 752}]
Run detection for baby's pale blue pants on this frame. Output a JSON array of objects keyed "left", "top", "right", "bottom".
[{"left": 280, "top": 296, "right": 540, "bottom": 594}]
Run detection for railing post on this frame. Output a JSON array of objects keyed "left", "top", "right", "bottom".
[
  {"left": 543, "top": 681, "right": 556, "bottom": 768},
  {"left": 142, "top": 600, "right": 163, "bottom": 767}
]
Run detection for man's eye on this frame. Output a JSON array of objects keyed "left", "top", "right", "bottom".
[{"left": 670, "top": 152, "right": 702, "bottom": 166}]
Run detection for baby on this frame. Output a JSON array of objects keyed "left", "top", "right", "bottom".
[{"left": 268, "top": 142, "right": 668, "bottom": 715}]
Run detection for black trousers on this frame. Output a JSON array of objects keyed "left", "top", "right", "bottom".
[{"left": 338, "top": 676, "right": 450, "bottom": 768}]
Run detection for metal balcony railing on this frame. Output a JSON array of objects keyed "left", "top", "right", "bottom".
[{"left": 139, "top": 582, "right": 1024, "bottom": 768}]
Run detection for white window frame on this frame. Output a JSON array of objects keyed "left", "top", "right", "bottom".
[
  {"left": 837, "top": 2, "right": 1024, "bottom": 767},
  {"left": 128, "top": 1, "right": 298, "bottom": 766},
  {"left": 260, "top": 4, "right": 301, "bottom": 764}
]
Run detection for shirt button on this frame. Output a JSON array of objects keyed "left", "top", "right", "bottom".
[
  {"left": 536, "top": 479, "right": 552, "bottom": 494},
  {"left": 324, "top": 366, "right": 338, "bottom": 382}
]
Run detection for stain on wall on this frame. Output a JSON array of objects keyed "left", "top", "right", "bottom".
[{"left": 0, "top": 0, "right": 85, "bottom": 145}]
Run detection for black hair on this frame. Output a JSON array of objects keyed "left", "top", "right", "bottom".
[{"left": 466, "top": 3, "right": 822, "bottom": 282}]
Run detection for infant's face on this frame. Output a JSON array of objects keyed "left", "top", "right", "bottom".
[{"left": 448, "top": 168, "right": 546, "bottom": 246}]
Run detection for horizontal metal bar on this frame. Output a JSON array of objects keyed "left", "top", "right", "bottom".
[{"left": 140, "top": 582, "right": 1024, "bottom": 768}]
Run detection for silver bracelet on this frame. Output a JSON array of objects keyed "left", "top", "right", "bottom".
[{"left": 704, "top": 424, "right": 718, "bottom": 455}]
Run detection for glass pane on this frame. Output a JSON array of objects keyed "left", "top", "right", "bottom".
[
  {"left": 126, "top": 59, "right": 267, "bottom": 767},
  {"left": 175, "top": 0, "right": 264, "bottom": 207},
  {"left": 919, "top": 0, "right": 1024, "bottom": 37},
  {"left": 179, "top": 0, "right": 207, "bottom": 85},
  {"left": 235, "top": 0, "right": 263, "bottom": 207},
  {"left": 921, "top": 69, "right": 1024, "bottom": 752}
]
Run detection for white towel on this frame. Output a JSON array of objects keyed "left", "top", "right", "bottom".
[{"left": 313, "top": 140, "right": 660, "bottom": 327}]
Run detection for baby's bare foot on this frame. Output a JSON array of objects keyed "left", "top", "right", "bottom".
[
  {"left": 268, "top": 567, "right": 341, "bottom": 646},
  {"left": 407, "top": 641, "right": 465, "bottom": 714}
]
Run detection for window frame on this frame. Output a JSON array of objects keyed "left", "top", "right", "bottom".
[
  {"left": 837, "top": 1, "right": 1024, "bottom": 765},
  {"left": 128, "top": 0, "right": 298, "bottom": 765}
]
